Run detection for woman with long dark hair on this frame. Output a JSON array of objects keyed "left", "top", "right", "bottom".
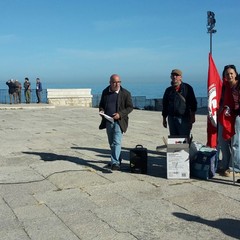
[{"left": 218, "top": 65, "right": 240, "bottom": 177}]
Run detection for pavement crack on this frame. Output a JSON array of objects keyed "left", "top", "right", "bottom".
[
  {"left": 2, "top": 197, "right": 31, "bottom": 239},
  {"left": 40, "top": 202, "right": 83, "bottom": 240},
  {"left": 89, "top": 209, "right": 139, "bottom": 239}
]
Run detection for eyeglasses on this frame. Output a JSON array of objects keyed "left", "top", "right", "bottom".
[
  {"left": 224, "top": 64, "right": 236, "bottom": 70},
  {"left": 111, "top": 81, "right": 121, "bottom": 84}
]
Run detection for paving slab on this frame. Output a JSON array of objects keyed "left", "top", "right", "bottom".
[{"left": 0, "top": 106, "right": 239, "bottom": 240}]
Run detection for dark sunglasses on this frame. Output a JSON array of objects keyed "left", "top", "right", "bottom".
[{"left": 224, "top": 64, "right": 236, "bottom": 70}]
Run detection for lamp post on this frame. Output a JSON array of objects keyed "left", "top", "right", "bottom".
[{"left": 207, "top": 11, "right": 217, "bottom": 54}]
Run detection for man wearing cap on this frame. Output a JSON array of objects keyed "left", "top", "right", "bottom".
[{"left": 162, "top": 69, "right": 197, "bottom": 138}]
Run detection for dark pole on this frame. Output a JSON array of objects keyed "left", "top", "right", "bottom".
[
  {"left": 210, "top": 32, "right": 212, "bottom": 54},
  {"left": 207, "top": 11, "right": 217, "bottom": 55}
]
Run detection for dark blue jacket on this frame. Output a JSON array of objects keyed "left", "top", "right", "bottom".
[{"left": 36, "top": 82, "right": 42, "bottom": 92}]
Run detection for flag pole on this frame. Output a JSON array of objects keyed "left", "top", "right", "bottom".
[{"left": 207, "top": 11, "right": 235, "bottom": 184}]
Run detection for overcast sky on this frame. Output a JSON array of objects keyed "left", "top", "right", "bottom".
[{"left": 0, "top": 0, "right": 239, "bottom": 91}]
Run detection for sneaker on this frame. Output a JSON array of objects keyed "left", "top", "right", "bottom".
[
  {"left": 111, "top": 164, "right": 120, "bottom": 171},
  {"left": 108, "top": 159, "right": 122, "bottom": 167},
  {"left": 219, "top": 169, "right": 240, "bottom": 177},
  {"left": 228, "top": 171, "right": 240, "bottom": 177},
  {"left": 218, "top": 169, "right": 231, "bottom": 177}
]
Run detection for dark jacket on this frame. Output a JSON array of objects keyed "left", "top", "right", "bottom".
[
  {"left": 6, "top": 81, "right": 16, "bottom": 94},
  {"left": 24, "top": 81, "right": 31, "bottom": 91},
  {"left": 36, "top": 82, "right": 42, "bottom": 92},
  {"left": 99, "top": 86, "right": 133, "bottom": 133},
  {"left": 162, "top": 82, "right": 197, "bottom": 118}
]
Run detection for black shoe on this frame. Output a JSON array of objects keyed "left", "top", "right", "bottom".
[
  {"left": 108, "top": 161, "right": 121, "bottom": 167},
  {"left": 111, "top": 164, "right": 120, "bottom": 171},
  {"left": 237, "top": 179, "right": 240, "bottom": 183}
]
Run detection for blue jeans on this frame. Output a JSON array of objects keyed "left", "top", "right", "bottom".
[
  {"left": 106, "top": 121, "right": 122, "bottom": 165},
  {"left": 230, "top": 115, "right": 240, "bottom": 173},
  {"left": 168, "top": 116, "right": 191, "bottom": 137},
  {"left": 218, "top": 116, "right": 240, "bottom": 173},
  {"left": 217, "top": 124, "right": 231, "bottom": 171}
]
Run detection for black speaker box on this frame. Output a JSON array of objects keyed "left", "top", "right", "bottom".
[{"left": 130, "top": 145, "right": 148, "bottom": 174}]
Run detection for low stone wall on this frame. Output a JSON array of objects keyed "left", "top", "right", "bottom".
[{"left": 47, "top": 89, "right": 92, "bottom": 107}]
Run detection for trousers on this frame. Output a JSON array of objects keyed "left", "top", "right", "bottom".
[
  {"left": 168, "top": 115, "right": 191, "bottom": 137},
  {"left": 217, "top": 115, "right": 240, "bottom": 172},
  {"left": 106, "top": 121, "right": 122, "bottom": 165}
]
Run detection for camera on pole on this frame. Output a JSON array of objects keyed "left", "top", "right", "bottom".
[
  {"left": 207, "top": 11, "right": 217, "bottom": 34},
  {"left": 207, "top": 11, "right": 217, "bottom": 54}
]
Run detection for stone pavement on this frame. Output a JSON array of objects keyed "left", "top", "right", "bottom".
[{"left": 0, "top": 104, "right": 239, "bottom": 240}]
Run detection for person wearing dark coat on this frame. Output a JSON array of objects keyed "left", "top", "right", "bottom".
[
  {"left": 36, "top": 78, "right": 42, "bottom": 103},
  {"left": 6, "top": 79, "right": 17, "bottom": 104},
  {"left": 24, "top": 77, "right": 31, "bottom": 104},
  {"left": 99, "top": 74, "right": 133, "bottom": 170},
  {"left": 162, "top": 69, "right": 197, "bottom": 138}
]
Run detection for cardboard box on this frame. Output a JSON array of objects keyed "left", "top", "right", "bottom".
[{"left": 167, "top": 137, "right": 190, "bottom": 179}]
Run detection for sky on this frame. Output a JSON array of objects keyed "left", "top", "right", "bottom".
[{"left": 0, "top": 0, "right": 239, "bottom": 96}]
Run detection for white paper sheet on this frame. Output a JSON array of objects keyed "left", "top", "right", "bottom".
[{"left": 99, "top": 111, "right": 114, "bottom": 123}]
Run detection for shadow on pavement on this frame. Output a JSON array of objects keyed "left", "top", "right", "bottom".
[
  {"left": 22, "top": 151, "right": 112, "bottom": 174},
  {"left": 173, "top": 212, "right": 240, "bottom": 239},
  {"left": 22, "top": 145, "right": 167, "bottom": 178},
  {"left": 72, "top": 146, "right": 167, "bottom": 178}
]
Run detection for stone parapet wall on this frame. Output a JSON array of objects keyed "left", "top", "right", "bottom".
[{"left": 47, "top": 89, "right": 92, "bottom": 107}]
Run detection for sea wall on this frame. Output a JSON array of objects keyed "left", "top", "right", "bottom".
[{"left": 47, "top": 89, "right": 92, "bottom": 107}]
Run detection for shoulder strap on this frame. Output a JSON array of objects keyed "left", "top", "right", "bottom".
[{"left": 176, "top": 91, "right": 186, "bottom": 102}]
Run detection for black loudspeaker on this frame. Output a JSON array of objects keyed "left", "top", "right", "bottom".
[{"left": 130, "top": 145, "right": 148, "bottom": 174}]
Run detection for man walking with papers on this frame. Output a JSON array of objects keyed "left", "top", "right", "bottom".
[{"left": 99, "top": 74, "right": 133, "bottom": 170}]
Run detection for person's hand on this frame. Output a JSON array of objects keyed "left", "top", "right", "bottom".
[
  {"left": 99, "top": 110, "right": 104, "bottom": 117},
  {"left": 113, "top": 113, "right": 120, "bottom": 120},
  {"left": 190, "top": 112, "right": 195, "bottom": 124},
  {"left": 224, "top": 105, "right": 231, "bottom": 117},
  {"left": 163, "top": 118, "right": 167, "bottom": 128}
]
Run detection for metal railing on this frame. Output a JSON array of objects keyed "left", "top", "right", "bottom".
[
  {"left": 0, "top": 89, "right": 47, "bottom": 104},
  {"left": 0, "top": 89, "right": 208, "bottom": 110}
]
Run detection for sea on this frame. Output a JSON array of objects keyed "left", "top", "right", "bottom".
[
  {"left": 40, "top": 81, "right": 208, "bottom": 98},
  {"left": 0, "top": 80, "right": 208, "bottom": 105}
]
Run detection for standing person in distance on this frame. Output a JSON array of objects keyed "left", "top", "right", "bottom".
[
  {"left": 162, "top": 69, "right": 197, "bottom": 138},
  {"left": 15, "top": 80, "right": 22, "bottom": 104},
  {"left": 6, "top": 79, "right": 17, "bottom": 104},
  {"left": 99, "top": 74, "right": 133, "bottom": 171},
  {"left": 36, "top": 78, "right": 42, "bottom": 103},
  {"left": 24, "top": 77, "right": 31, "bottom": 104}
]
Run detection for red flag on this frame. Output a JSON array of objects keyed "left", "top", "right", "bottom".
[{"left": 207, "top": 53, "right": 222, "bottom": 148}]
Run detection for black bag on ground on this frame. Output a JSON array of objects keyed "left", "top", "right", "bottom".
[
  {"left": 190, "top": 147, "right": 217, "bottom": 180},
  {"left": 130, "top": 145, "right": 148, "bottom": 174}
]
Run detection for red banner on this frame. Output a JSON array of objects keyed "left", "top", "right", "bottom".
[
  {"left": 207, "top": 53, "right": 222, "bottom": 148},
  {"left": 219, "top": 80, "right": 236, "bottom": 140}
]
